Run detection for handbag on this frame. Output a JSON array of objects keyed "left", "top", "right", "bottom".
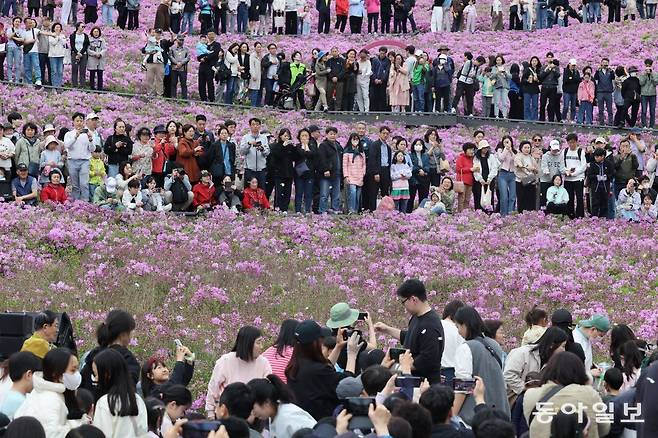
[
  {"left": 294, "top": 161, "right": 310, "bottom": 177},
  {"left": 304, "top": 81, "right": 316, "bottom": 97},
  {"left": 520, "top": 174, "right": 536, "bottom": 186},
  {"left": 480, "top": 185, "right": 492, "bottom": 209},
  {"left": 454, "top": 169, "right": 465, "bottom": 194}
]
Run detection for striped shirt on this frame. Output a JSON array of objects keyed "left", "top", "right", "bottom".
[{"left": 262, "top": 346, "right": 294, "bottom": 383}]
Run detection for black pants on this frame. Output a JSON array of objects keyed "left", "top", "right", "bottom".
[
  {"left": 590, "top": 188, "right": 608, "bottom": 218},
  {"left": 89, "top": 70, "right": 103, "bottom": 90},
  {"left": 540, "top": 87, "right": 557, "bottom": 121},
  {"left": 509, "top": 9, "right": 522, "bottom": 29},
  {"left": 294, "top": 89, "right": 305, "bottom": 109},
  {"left": 473, "top": 180, "right": 495, "bottom": 210},
  {"left": 435, "top": 86, "right": 450, "bottom": 112},
  {"left": 516, "top": 182, "right": 537, "bottom": 213},
  {"left": 453, "top": 82, "right": 474, "bottom": 115},
  {"left": 451, "top": 12, "right": 463, "bottom": 31},
  {"left": 163, "top": 73, "right": 172, "bottom": 98},
  {"left": 365, "top": 169, "right": 391, "bottom": 211},
  {"left": 335, "top": 14, "right": 347, "bottom": 31},
  {"left": 406, "top": 10, "right": 416, "bottom": 31},
  {"left": 39, "top": 53, "right": 51, "bottom": 85},
  {"left": 624, "top": 100, "right": 640, "bottom": 127},
  {"left": 545, "top": 202, "right": 569, "bottom": 215},
  {"left": 407, "top": 178, "right": 430, "bottom": 213},
  {"left": 343, "top": 91, "right": 355, "bottom": 111},
  {"left": 28, "top": 6, "right": 39, "bottom": 16},
  {"left": 200, "top": 13, "right": 212, "bottom": 34},
  {"left": 380, "top": 13, "right": 391, "bottom": 32},
  {"left": 273, "top": 177, "right": 293, "bottom": 211},
  {"left": 285, "top": 11, "right": 297, "bottom": 34},
  {"left": 127, "top": 9, "right": 139, "bottom": 29},
  {"left": 349, "top": 15, "right": 363, "bottom": 33},
  {"left": 367, "top": 13, "right": 378, "bottom": 32},
  {"left": 318, "top": 11, "right": 330, "bottom": 33},
  {"left": 564, "top": 180, "right": 584, "bottom": 218},
  {"left": 429, "top": 168, "right": 442, "bottom": 187},
  {"left": 116, "top": 5, "right": 128, "bottom": 28},
  {"left": 370, "top": 84, "right": 387, "bottom": 111},
  {"left": 327, "top": 80, "right": 343, "bottom": 111},
  {"left": 608, "top": 3, "right": 621, "bottom": 21},
  {"left": 84, "top": 5, "right": 98, "bottom": 23},
  {"left": 42, "top": 4, "right": 54, "bottom": 18},
  {"left": 171, "top": 70, "right": 188, "bottom": 99},
  {"left": 198, "top": 67, "right": 215, "bottom": 102}
]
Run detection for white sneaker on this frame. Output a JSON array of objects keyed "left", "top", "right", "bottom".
[
  {"left": 35, "top": 80, "right": 42, "bottom": 86},
  {"left": 230, "top": 205, "right": 239, "bottom": 213}
]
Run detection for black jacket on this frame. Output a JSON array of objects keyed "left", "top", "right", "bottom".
[
  {"left": 586, "top": 160, "right": 614, "bottom": 193},
  {"left": 204, "top": 140, "right": 236, "bottom": 179},
  {"left": 294, "top": 143, "right": 318, "bottom": 179},
  {"left": 277, "top": 61, "right": 292, "bottom": 87},
  {"left": 521, "top": 67, "right": 541, "bottom": 95},
  {"left": 81, "top": 345, "right": 140, "bottom": 395},
  {"left": 366, "top": 139, "right": 392, "bottom": 176},
  {"left": 69, "top": 32, "right": 90, "bottom": 56},
  {"left": 287, "top": 359, "right": 351, "bottom": 420},
  {"left": 562, "top": 67, "right": 581, "bottom": 94},
  {"left": 400, "top": 309, "right": 445, "bottom": 384},
  {"left": 539, "top": 65, "right": 560, "bottom": 88},
  {"left": 327, "top": 56, "right": 345, "bottom": 81},
  {"left": 103, "top": 134, "right": 134, "bottom": 166},
  {"left": 343, "top": 59, "right": 359, "bottom": 94},
  {"left": 198, "top": 41, "right": 221, "bottom": 70},
  {"left": 269, "top": 141, "right": 296, "bottom": 179},
  {"left": 317, "top": 140, "right": 341, "bottom": 178},
  {"left": 145, "top": 361, "right": 195, "bottom": 398},
  {"left": 316, "top": 0, "right": 331, "bottom": 13},
  {"left": 622, "top": 76, "right": 641, "bottom": 103},
  {"left": 371, "top": 56, "right": 391, "bottom": 85}
]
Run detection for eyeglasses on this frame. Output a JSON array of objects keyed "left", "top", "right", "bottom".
[{"left": 401, "top": 297, "right": 411, "bottom": 305}]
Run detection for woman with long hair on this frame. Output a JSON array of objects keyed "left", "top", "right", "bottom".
[
  {"left": 285, "top": 320, "right": 360, "bottom": 420},
  {"left": 472, "top": 140, "right": 499, "bottom": 211},
  {"left": 619, "top": 340, "right": 645, "bottom": 391},
  {"left": 521, "top": 57, "right": 541, "bottom": 121},
  {"left": 609, "top": 324, "right": 636, "bottom": 369},
  {"left": 262, "top": 319, "right": 300, "bottom": 383},
  {"left": 293, "top": 129, "right": 318, "bottom": 214},
  {"left": 205, "top": 326, "right": 272, "bottom": 418},
  {"left": 496, "top": 135, "right": 518, "bottom": 215},
  {"left": 81, "top": 310, "right": 139, "bottom": 392},
  {"left": 15, "top": 348, "right": 81, "bottom": 437},
  {"left": 92, "top": 349, "right": 147, "bottom": 437},
  {"left": 269, "top": 128, "right": 296, "bottom": 211},
  {"left": 140, "top": 341, "right": 194, "bottom": 398},
  {"left": 514, "top": 139, "right": 539, "bottom": 213},
  {"left": 343, "top": 133, "right": 367, "bottom": 213}
]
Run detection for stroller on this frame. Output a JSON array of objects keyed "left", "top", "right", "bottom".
[{"left": 272, "top": 73, "right": 315, "bottom": 110}]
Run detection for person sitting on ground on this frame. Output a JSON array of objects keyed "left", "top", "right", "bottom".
[
  {"left": 0, "top": 168, "right": 15, "bottom": 203},
  {"left": 0, "top": 352, "right": 42, "bottom": 419},
  {"left": 616, "top": 178, "right": 641, "bottom": 221},
  {"left": 141, "top": 175, "right": 172, "bottom": 212},
  {"left": 40, "top": 169, "right": 68, "bottom": 204},
  {"left": 21, "top": 310, "right": 59, "bottom": 359},
  {"left": 638, "top": 194, "right": 658, "bottom": 220},
  {"left": 140, "top": 342, "right": 195, "bottom": 398},
  {"left": 164, "top": 164, "right": 194, "bottom": 212},
  {"left": 122, "top": 179, "right": 145, "bottom": 212},
  {"left": 11, "top": 163, "right": 39, "bottom": 207},
  {"left": 242, "top": 177, "right": 270, "bottom": 211},
  {"left": 192, "top": 170, "right": 217, "bottom": 212},
  {"left": 544, "top": 174, "right": 569, "bottom": 215},
  {"left": 93, "top": 177, "right": 123, "bottom": 211},
  {"left": 218, "top": 176, "right": 242, "bottom": 212}
]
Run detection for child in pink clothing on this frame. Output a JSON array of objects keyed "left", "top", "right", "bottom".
[
  {"left": 577, "top": 72, "right": 595, "bottom": 124},
  {"left": 342, "top": 134, "right": 367, "bottom": 213}
]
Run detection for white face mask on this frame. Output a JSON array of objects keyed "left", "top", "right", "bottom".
[
  {"left": 414, "top": 145, "right": 423, "bottom": 152},
  {"left": 63, "top": 371, "right": 82, "bottom": 391}
]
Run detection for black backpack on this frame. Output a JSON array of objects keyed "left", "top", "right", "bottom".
[
  {"left": 170, "top": 178, "right": 188, "bottom": 204},
  {"left": 214, "top": 62, "right": 231, "bottom": 82}
]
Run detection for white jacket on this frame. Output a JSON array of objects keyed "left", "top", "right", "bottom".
[
  {"left": 473, "top": 153, "right": 500, "bottom": 184},
  {"left": 225, "top": 51, "right": 240, "bottom": 76},
  {"left": 270, "top": 403, "right": 317, "bottom": 438},
  {"left": 272, "top": 0, "right": 285, "bottom": 11},
  {"left": 14, "top": 373, "right": 71, "bottom": 438},
  {"left": 93, "top": 393, "right": 148, "bottom": 438}
]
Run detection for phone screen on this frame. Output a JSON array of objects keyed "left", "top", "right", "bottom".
[
  {"left": 453, "top": 378, "right": 476, "bottom": 393},
  {"left": 389, "top": 347, "right": 406, "bottom": 362},
  {"left": 357, "top": 312, "right": 368, "bottom": 321}
]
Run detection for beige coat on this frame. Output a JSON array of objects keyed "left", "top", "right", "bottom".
[
  {"left": 249, "top": 51, "right": 263, "bottom": 90},
  {"left": 523, "top": 383, "right": 610, "bottom": 438},
  {"left": 503, "top": 344, "right": 541, "bottom": 400},
  {"left": 387, "top": 65, "right": 410, "bottom": 107}
]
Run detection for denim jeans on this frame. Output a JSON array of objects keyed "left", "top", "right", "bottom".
[
  {"left": 49, "top": 57, "right": 64, "bottom": 87},
  {"left": 535, "top": 3, "right": 548, "bottom": 28},
  {"left": 107, "top": 164, "right": 120, "bottom": 178},
  {"left": 589, "top": 1, "right": 601, "bottom": 21},
  {"left": 523, "top": 93, "right": 539, "bottom": 120},
  {"left": 225, "top": 76, "right": 237, "bottom": 104},
  {"left": 249, "top": 89, "right": 261, "bottom": 107},
  {"left": 23, "top": 52, "right": 41, "bottom": 84},
  {"left": 394, "top": 199, "right": 408, "bottom": 212},
  {"left": 294, "top": 176, "right": 313, "bottom": 213},
  {"left": 498, "top": 169, "right": 517, "bottom": 216},
  {"left": 319, "top": 176, "right": 341, "bottom": 213},
  {"left": 641, "top": 95, "right": 656, "bottom": 128},
  {"left": 237, "top": 2, "right": 248, "bottom": 32},
  {"left": 412, "top": 84, "right": 425, "bottom": 112},
  {"left": 181, "top": 11, "right": 194, "bottom": 34},
  {"left": 68, "top": 158, "right": 91, "bottom": 201},
  {"left": 493, "top": 88, "right": 508, "bottom": 117},
  {"left": 6, "top": 45, "right": 23, "bottom": 83},
  {"left": 2, "top": 0, "right": 16, "bottom": 16},
  {"left": 562, "top": 92, "right": 577, "bottom": 121},
  {"left": 101, "top": 4, "right": 114, "bottom": 24},
  {"left": 577, "top": 101, "right": 593, "bottom": 124},
  {"left": 347, "top": 184, "right": 362, "bottom": 213}
]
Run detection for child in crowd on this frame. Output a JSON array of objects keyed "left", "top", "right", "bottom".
[
  {"left": 142, "top": 34, "right": 164, "bottom": 71},
  {"left": 0, "top": 352, "right": 41, "bottom": 420},
  {"left": 556, "top": 6, "right": 567, "bottom": 26},
  {"left": 89, "top": 146, "right": 106, "bottom": 198},
  {"left": 195, "top": 34, "right": 213, "bottom": 60},
  {"left": 638, "top": 194, "right": 658, "bottom": 220},
  {"left": 39, "top": 136, "right": 64, "bottom": 187},
  {"left": 298, "top": 5, "right": 311, "bottom": 35},
  {"left": 465, "top": 0, "right": 477, "bottom": 33},
  {"left": 478, "top": 67, "right": 495, "bottom": 117},
  {"left": 577, "top": 72, "right": 595, "bottom": 124},
  {"left": 142, "top": 175, "right": 172, "bottom": 212},
  {"left": 390, "top": 151, "right": 412, "bottom": 213},
  {"left": 218, "top": 176, "right": 242, "bottom": 212}
]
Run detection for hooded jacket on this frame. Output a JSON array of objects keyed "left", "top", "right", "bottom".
[{"left": 14, "top": 373, "right": 71, "bottom": 438}]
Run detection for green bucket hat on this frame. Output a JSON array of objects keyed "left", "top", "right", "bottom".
[
  {"left": 326, "top": 302, "right": 359, "bottom": 329},
  {"left": 579, "top": 314, "right": 611, "bottom": 333}
]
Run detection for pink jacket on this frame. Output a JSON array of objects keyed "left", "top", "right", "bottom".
[
  {"left": 577, "top": 80, "right": 595, "bottom": 103},
  {"left": 343, "top": 151, "right": 366, "bottom": 186},
  {"left": 365, "top": 0, "right": 380, "bottom": 13}
]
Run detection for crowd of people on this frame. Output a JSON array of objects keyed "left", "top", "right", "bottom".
[
  {"left": 0, "top": 279, "right": 657, "bottom": 438},
  {"left": 1, "top": 110, "right": 658, "bottom": 218}
]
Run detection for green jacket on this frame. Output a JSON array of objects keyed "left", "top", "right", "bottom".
[
  {"left": 93, "top": 185, "right": 124, "bottom": 209},
  {"left": 639, "top": 71, "right": 658, "bottom": 96},
  {"left": 290, "top": 62, "right": 307, "bottom": 86},
  {"left": 411, "top": 64, "right": 429, "bottom": 86},
  {"left": 477, "top": 74, "right": 495, "bottom": 97}
]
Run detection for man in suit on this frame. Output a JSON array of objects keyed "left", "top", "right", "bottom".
[
  {"left": 364, "top": 126, "right": 392, "bottom": 212},
  {"left": 316, "top": 0, "right": 332, "bottom": 33}
]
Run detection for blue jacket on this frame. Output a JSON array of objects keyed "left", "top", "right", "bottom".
[
  {"left": 348, "top": 0, "right": 365, "bottom": 16},
  {"left": 432, "top": 62, "right": 453, "bottom": 88},
  {"left": 371, "top": 56, "right": 391, "bottom": 84}
]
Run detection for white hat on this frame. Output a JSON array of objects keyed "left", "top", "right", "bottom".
[
  {"left": 105, "top": 177, "right": 117, "bottom": 193},
  {"left": 550, "top": 140, "right": 561, "bottom": 150},
  {"left": 569, "top": 58, "right": 577, "bottom": 65},
  {"left": 477, "top": 139, "right": 490, "bottom": 150},
  {"left": 595, "top": 136, "right": 607, "bottom": 144},
  {"left": 43, "top": 135, "right": 59, "bottom": 148},
  {"left": 43, "top": 123, "right": 56, "bottom": 133},
  {"left": 86, "top": 112, "right": 99, "bottom": 121},
  {"left": 414, "top": 49, "right": 423, "bottom": 57}
]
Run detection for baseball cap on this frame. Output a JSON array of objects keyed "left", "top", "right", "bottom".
[
  {"left": 86, "top": 112, "right": 99, "bottom": 121},
  {"left": 326, "top": 303, "right": 359, "bottom": 329},
  {"left": 579, "top": 314, "right": 611, "bottom": 332},
  {"left": 551, "top": 309, "right": 573, "bottom": 326},
  {"left": 295, "top": 320, "right": 323, "bottom": 344},
  {"left": 153, "top": 124, "right": 167, "bottom": 134},
  {"left": 200, "top": 170, "right": 211, "bottom": 178},
  {"left": 569, "top": 58, "right": 577, "bottom": 65},
  {"left": 594, "top": 136, "right": 607, "bottom": 144},
  {"left": 414, "top": 49, "right": 423, "bottom": 57},
  {"left": 438, "top": 44, "right": 449, "bottom": 51},
  {"left": 336, "top": 376, "right": 363, "bottom": 399},
  {"left": 105, "top": 177, "right": 117, "bottom": 193},
  {"left": 16, "top": 163, "right": 28, "bottom": 171},
  {"left": 550, "top": 140, "right": 561, "bottom": 151}
]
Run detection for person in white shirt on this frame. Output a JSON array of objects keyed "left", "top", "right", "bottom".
[
  {"left": 63, "top": 112, "right": 96, "bottom": 201},
  {"left": 22, "top": 18, "right": 47, "bottom": 86},
  {"left": 572, "top": 314, "right": 610, "bottom": 379},
  {"left": 562, "top": 133, "right": 587, "bottom": 218},
  {"left": 356, "top": 49, "right": 372, "bottom": 112},
  {"left": 440, "top": 300, "right": 465, "bottom": 387},
  {"left": 92, "top": 349, "right": 148, "bottom": 438},
  {"left": 0, "top": 125, "right": 16, "bottom": 174}
]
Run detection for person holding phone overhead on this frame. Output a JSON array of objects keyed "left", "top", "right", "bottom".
[{"left": 374, "top": 279, "right": 444, "bottom": 384}]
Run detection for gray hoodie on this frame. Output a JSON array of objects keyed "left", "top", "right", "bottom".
[{"left": 540, "top": 150, "right": 566, "bottom": 183}]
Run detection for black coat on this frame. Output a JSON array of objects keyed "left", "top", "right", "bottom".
[
  {"left": 103, "top": 134, "right": 134, "bottom": 166},
  {"left": 316, "top": 0, "right": 331, "bottom": 13},
  {"left": 269, "top": 141, "right": 296, "bottom": 179},
  {"left": 294, "top": 143, "right": 318, "bottom": 179},
  {"left": 145, "top": 361, "right": 195, "bottom": 398},
  {"left": 317, "top": 140, "right": 341, "bottom": 178},
  {"left": 204, "top": 140, "right": 236, "bottom": 179},
  {"left": 622, "top": 76, "right": 641, "bottom": 104},
  {"left": 199, "top": 41, "right": 221, "bottom": 70},
  {"left": 343, "top": 59, "right": 359, "bottom": 94},
  {"left": 371, "top": 56, "right": 391, "bottom": 85},
  {"left": 366, "top": 139, "right": 392, "bottom": 176},
  {"left": 326, "top": 56, "right": 345, "bottom": 81},
  {"left": 69, "top": 32, "right": 90, "bottom": 56},
  {"left": 562, "top": 67, "right": 581, "bottom": 94},
  {"left": 81, "top": 345, "right": 140, "bottom": 395}
]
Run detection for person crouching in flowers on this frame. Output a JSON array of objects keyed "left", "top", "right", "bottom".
[
  {"left": 140, "top": 342, "right": 195, "bottom": 398},
  {"left": 417, "top": 187, "right": 446, "bottom": 215},
  {"left": 192, "top": 170, "right": 217, "bottom": 213},
  {"left": 142, "top": 175, "right": 172, "bottom": 212},
  {"left": 390, "top": 150, "right": 412, "bottom": 213},
  {"left": 616, "top": 178, "right": 641, "bottom": 221},
  {"left": 40, "top": 168, "right": 68, "bottom": 204},
  {"left": 544, "top": 174, "right": 569, "bottom": 215},
  {"left": 242, "top": 177, "right": 271, "bottom": 212},
  {"left": 638, "top": 194, "right": 657, "bottom": 221},
  {"left": 122, "top": 179, "right": 145, "bottom": 212},
  {"left": 342, "top": 133, "right": 366, "bottom": 214}
]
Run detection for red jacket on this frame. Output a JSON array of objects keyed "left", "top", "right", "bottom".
[
  {"left": 192, "top": 182, "right": 216, "bottom": 208},
  {"left": 178, "top": 137, "right": 202, "bottom": 183},
  {"left": 336, "top": 0, "right": 348, "bottom": 15},
  {"left": 242, "top": 187, "right": 270, "bottom": 210},
  {"left": 40, "top": 184, "right": 68, "bottom": 203},
  {"left": 455, "top": 153, "right": 475, "bottom": 186}
]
